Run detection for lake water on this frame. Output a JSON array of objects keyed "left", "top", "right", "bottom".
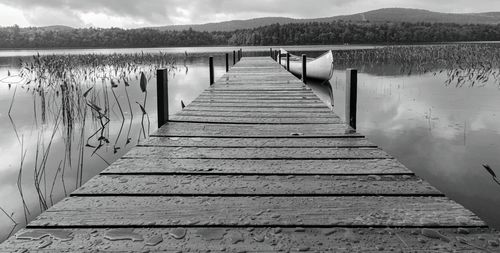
[{"left": 0, "top": 45, "right": 500, "bottom": 241}]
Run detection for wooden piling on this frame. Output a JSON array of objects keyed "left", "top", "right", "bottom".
[
  {"left": 233, "top": 50, "right": 236, "bottom": 65},
  {"left": 301, "top": 54, "right": 307, "bottom": 84},
  {"left": 278, "top": 51, "right": 282, "bottom": 65},
  {"left": 345, "top": 68, "right": 357, "bottom": 129},
  {"left": 156, "top": 68, "right": 169, "bottom": 128},
  {"left": 209, "top": 56, "right": 214, "bottom": 85},
  {"left": 225, "top": 53, "right": 229, "bottom": 72}
]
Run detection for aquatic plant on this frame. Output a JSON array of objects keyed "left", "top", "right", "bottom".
[
  {"left": 331, "top": 43, "right": 500, "bottom": 87},
  {"left": 0, "top": 52, "right": 179, "bottom": 227}
]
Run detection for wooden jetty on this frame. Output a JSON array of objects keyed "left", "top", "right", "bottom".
[{"left": 1, "top": 56, "right": 499, "bottom": 252}]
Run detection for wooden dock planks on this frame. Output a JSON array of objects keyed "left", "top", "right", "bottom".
[{"left": 2, "top": 56, "right": 499, "bottom": 252}]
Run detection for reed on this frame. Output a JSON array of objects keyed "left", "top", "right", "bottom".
[
  {"left": 331, "top": 44, "right": 500, "bottom": 87},
  {"left": 1, "top": 52, "right": 178, "bottom": 221}
]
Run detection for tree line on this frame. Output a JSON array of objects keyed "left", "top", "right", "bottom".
[{"left": 1, "top": 21, "right": 500, "bottom": 49}]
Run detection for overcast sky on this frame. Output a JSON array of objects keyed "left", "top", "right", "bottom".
[{"left": 0, "top": 0, "right": 499, "bottom": 28}]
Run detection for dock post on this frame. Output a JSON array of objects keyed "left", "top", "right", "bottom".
[
  {"left": 286, "top": 53, "right": 290, "bottom": 71},
  {"left": 233, "top": 50, "right": 236, "bottom": 65},
  {"left": 156, "top": 68, "right": 169, "bottom": 128},
  {"left": 209, "top": 56, "right": 214, "bottom": 85},
  {"left": 225, "top": 53, "right": 229, "bottom": 72},
  {"left": 345, "top": 69, "right": 357, "bottom": 129},
  {"left": 301, "top": 54, "right": 307, "bottom": 84},
  {"left": 278, "top": 51, "right": 282, "bottom": 65}
]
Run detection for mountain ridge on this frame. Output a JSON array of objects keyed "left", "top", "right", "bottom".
[
  {"left": 32, "top": 8, "right": 500, "bottom": 32},
  {"left": 150, "top": 8, "right": 500, "bottom": 32}
]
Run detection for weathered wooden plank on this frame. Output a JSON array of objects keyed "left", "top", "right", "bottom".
[
  {"left": 213, "top": 81, "right": 303, "bottom": 85},
  {"left": 199, "top": 92, "right": 317, "bottom": 97},
  {"left": 183, "top": 106, "right": 333, "bottom": 113},
  {"left": 123, "top": 147, "right": 392, "bottom": 159},
  {"left": 176, "top": 111, "right": 338, "bottom": 118},
  {"left": 197, "top": 94, "right": 319, "bottom": 99},
  {"left": 201, "top": 90, "right": 314, "bottom": 94},
  {"left": 4, "top": 227, "right": 498, "bottom": 252},
  {"left": 102, "top": 158, "right": 412, "bottom": 175},
  {"left": 140, "top": 137, "right": 374, "bottom": 148},
  {"left": 206, "top": 88, "right": 311, "bottom": 91},
  {"left": 168, "top": 115, "right": 340, "bottom": 124},
  {"left": 72, "top": 175, "right": 441, "bottom": 196},
  {"left": 192, "top": 99, "right": 322, "bottom": 103},
  {"left": 152, "top": 122, "right": 359, "bottom": 137},
  {"left": 189, "top": 102, "right": 328, "bottom": 108},
  {"left": 213, "top": 81, "right": 304, "bottom": 85},
  {"left": 30, "top": 196, "right": 485, "bottom": 227}
]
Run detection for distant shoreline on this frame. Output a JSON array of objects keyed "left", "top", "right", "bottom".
[{"left": 0, "top": 41, "right": 499, "bottom": 52}]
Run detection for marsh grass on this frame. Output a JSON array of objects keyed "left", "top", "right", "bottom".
[
  {"left": 0, "top": 52, "right": 178, "bottom": 237},
  {"left": 331, "top": 44, "right": 500, "bottom": 87}
]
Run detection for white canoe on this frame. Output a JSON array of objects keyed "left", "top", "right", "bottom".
[{"left": 279, "top": 49, "right": 334, "bottom": 81}]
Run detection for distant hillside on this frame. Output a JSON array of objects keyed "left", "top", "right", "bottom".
[
  {"left": 37, "top": 25, "right": 74, "bottom": 32},
  {"left": 152, "top": 8, "right": 500, "bottom": 32}
]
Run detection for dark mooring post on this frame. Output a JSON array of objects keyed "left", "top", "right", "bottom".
[
  {"left": 233, "top": 50, "right": 236, "bottom": 65},
  {"left": 286, "top": 52, "right": 290, "bottom": 71},
  {"left": 156, "top": 68, "right": 169, "bottom": 128},
  {"left": 345, "top": 68, "right": 358, "bottom": 129},
  {"left": 225, "top": 53, "right": 229, "bottom": 72},
  {"left": 209, "top": 56, "right": 214, "bottom": 85},
  {"left": 278, "top": 51, "right": 282, "bottom": 65},
  {"left": 301, "top": 54, "right": 307, "bottom": 84}
]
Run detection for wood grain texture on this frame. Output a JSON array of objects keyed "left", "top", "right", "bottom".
[
  {"left": 152, "top": 122, "right": 360, "bottom": 137},
  {"left": 102, "top": 158, "right": 412, "bottom": 175},
  {"left": 140, "top": 137, "right": 374, "bottom": 147},
  {"left": 122, "top": 147, "right": 392, "bottom": 159},
  {"left": 72, "top": 175, "right": 441, "bottom": 196},
  {"left": 30, "top": 196, "right": 485, "bottom": 227},
  {"left": 183, "top": 106, "right": 333, "bottom": 113},
  {"left": 189, "top": 102, "right": 328, "bottom": 108},
  {"left": 200, "top": 90, "right": 316, "bottom": 95},
  {"left": 4, "top": 227, "right": 498, "bottom": 252},
  {"left": 192, "top": 99, "right": 322, "bottom": 103},
  {"left": 168, "top": 115, "right": 340, "bottom": 124},
  {"left": 176, "top": 111, "right": 338, "bottom": 118},
  {"left": 196, "top": 95, "right": 320, "bottom": 100}
]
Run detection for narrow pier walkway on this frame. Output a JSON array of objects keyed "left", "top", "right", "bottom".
[{"left": 1, "top": 57, "right": 499, "bottom": 252}]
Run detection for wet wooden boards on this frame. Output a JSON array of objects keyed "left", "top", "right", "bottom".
[{"left": 2, "top": 56, "right": 499, "bottom": 252}]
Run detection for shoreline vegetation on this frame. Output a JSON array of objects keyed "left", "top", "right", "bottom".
[{"left": 1, "top": 21, "right": 500, "bottom": 49}]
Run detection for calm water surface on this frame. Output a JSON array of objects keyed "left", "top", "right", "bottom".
[{"left": 0, "top": 45, "right": 499, "bottom": 241}]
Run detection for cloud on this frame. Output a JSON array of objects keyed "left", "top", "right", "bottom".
[{"left": 0, "top": 0, "right": 500, "bottom": 28}]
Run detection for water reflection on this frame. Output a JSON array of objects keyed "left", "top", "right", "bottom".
[
  {"left": 0, "top": 51, "right": 230, "bottom": 241},
  {"left": 309, "top": 69, "right": 500, "bottom": 229}
]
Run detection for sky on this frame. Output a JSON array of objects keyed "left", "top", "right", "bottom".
[{"left": 0, "top": 0, "right": 499, "bottom": 28}]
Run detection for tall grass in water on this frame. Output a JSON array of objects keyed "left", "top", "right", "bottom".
[
  {"left": 331, "top": 43, "right": 500, "bottom": 87},
  {"left": 0, "top": 52, "right": 177, "bottom": 236}
]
